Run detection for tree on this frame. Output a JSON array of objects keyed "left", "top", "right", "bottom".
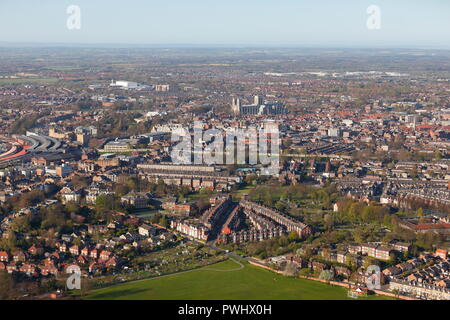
[
  {"left": 0, "top": 231, "right": 18, "bottom": 251},
  {"left": 10, "top": 215, "right": 31, "bottom": 233},
  {"left": 275, "top": 201, "right": 287, "bottom": 212},
  {"left": 434, "top": 152, "right": 443, "bottom": 160},
  {"left": 416, "top": 208, "right": 424, "bottom": 217},
  {"left": 71, "top": 176, "right": 90, "bottom": 189},
  {"left": 297, "top": 247, "right": 312, "bottom": 260},
  {"left": 363, "top": 257, "right": 379, "bottom": 269},
  {"left": 159, "top": 215, "right": 169, "bottom": 228},
  {"left": 392, "top": 288, "right": 400, "bottom": 298},
  {"left": 80, "top": 278, "right": 93, "bottom": 297},
  {"left": 283, "top": 262, "right": 299, "bottom": 277},
  {"left": 127, "top": 177, "right": 139, "bottom": 192},
  {"left": 287, "top": 231, "right": 300, "bottom": 242},
  {"left": 348, "top": 202, "right": 365, "bottom": 222},
  {"left": 114, "top": 184, "right": 130, "bottom": 197},
  {"left": 323, "top": 214, "right": 335, "bottom": 230},
  {"left": 0, "top": 271, "right": 14, "bottom": 299},
  {"left": 194, "top": 199, "right": 210, "bottom": 216},
  {"left": 65, "top": 202, "right": 79, "bottom": 214},
  {"left": 403, "top": 250, "right": 410, "bottom": 260},
  {"left": 95, "top": 194, "right": 115, "bottom": 212},
  {"left": 346, "top": 255, "right": 357, "bottom": 271},
  {"left": 299, "top": 268, "right": 311, "bottom": 277},
  {"left": 389, "top": 252, "right": 399, "bottom": 264}
]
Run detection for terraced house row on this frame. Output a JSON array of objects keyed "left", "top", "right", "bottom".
[{"left": 171, "top": 195, "right": 312, "bottom": 244}]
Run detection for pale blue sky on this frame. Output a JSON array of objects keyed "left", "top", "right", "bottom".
[{"left": 0, "top": 0, "right": 449, "bottom": 48}]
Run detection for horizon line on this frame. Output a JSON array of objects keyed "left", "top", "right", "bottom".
[{"left": 1, "top": 41, "right": 450, "bottom": 51}]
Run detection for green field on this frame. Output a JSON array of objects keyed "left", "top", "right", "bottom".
[
  {"left": 131, "top": 208, "right": 160, "bottom": 219},
  {"left": 0, "top": 78, "right": 59, "bottom": 85},
  {"left": 86, "top": 259, "right": 393, "bottom": 300},
  {"left": 232, "top": 185, "right": 256, "bottom": 200}
]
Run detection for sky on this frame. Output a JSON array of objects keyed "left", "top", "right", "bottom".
[{"left": 0, "top": 0, "right": 450, "bottom": 48}]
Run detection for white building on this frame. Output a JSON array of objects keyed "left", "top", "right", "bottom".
[{"left": 110, "top": 80, "right": 150, "bottom": 90}]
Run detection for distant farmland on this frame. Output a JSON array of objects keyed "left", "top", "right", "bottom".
[
  {"left": 0, "top": 78, "right": 59, "bottom": 85},
  {"left": 85, "top": 259, "right": 393, "bottom": 300}
]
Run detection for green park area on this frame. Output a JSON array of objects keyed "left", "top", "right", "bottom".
[{"left": 85, "top": 259, "right": 393, "bottom": 300}]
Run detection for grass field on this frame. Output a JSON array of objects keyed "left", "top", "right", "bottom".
[
  {"left": 232, "top": 185, "right": 256, "bottom": 200},
  {"left": 131, "top": 208, "right": 160, "bottom": 220},
  {"left": 0, "top": 78, "right": 59, "bottom": 84},
  {"left": 85, "top": 259, "right": 393, "bottom": 300}
]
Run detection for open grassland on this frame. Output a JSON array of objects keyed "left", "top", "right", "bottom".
[{"left": 85, "top": 259, "right": 394, "bottom": 300}]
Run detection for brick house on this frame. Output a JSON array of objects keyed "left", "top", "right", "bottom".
[
  {"left": 19, "top": 264, "right": 37, "bottom": 275},
  {"left": 100, "top": 250, "right": 111, "bottom": 261},
  {"left": 162, "top": 199, "right": 193, "bottom": 216},
  {"left": 383, "top": 266, "right": 402, "bottom": 277},
  {"left": 50, "top": 251, "right": 61, "bottom": 261},
  {"left": 28, "top": 244, "right": 44, "bottom": 256},
  {"left": 13, "top": 251, "right": 26, "bottom": 263},
  {"left": 336, "top": 251, "right": 347, "bottom": 264},
  {"left": 89, "top": 262, "right": 101, "bottom": 274},
  {"left": 391, "top": 241, "right": 411, "bottom": 253},
  {"left": 106, "top": 258, "right": 117, "bottom": 268},
  {"left": 138, "top": 224, "right": 156, "bottom": 237},
  {"left": 0, "top": 251, "right": 9, "bottom": 262},
  {"left": 77, "top": 255, "right": 88, "bottom": 264},
  {"left": 81, "top": 247, "right": 89, "bottom": 257},
  {"left": 58, "top": 242, "right": 67, "bottom": 253},
  {"left": 120, "top": 193, "right": 148, "bottom": 209},
  {"left": 40, "top": 265, "right": 58, "bottom": 276},
  {"left": 69, "top": 245, "right": 80, "bottom": 256},
  {"left": 90, "top": 249, "right": 99, "bottom": 259},
  {"left": 397, "top": 262, "right": 414, "bottom": 273},
  {"left": 361, "top": 244, "right": 377, "bottom": 257},
  {"left": 6, "top": 264, "right": 18, "bottom": 273},
  {"left": 375, "top": 246, "right": 392, "bottom": 260},
  {"left": 333, "top": 266, "right": 351, "bottom": 277},
  {"left": 436, "top": 249, "right": 448, "bottom": 260},
  {"left": 348, "top": 243, "right": 361, "bottom": 255}
]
